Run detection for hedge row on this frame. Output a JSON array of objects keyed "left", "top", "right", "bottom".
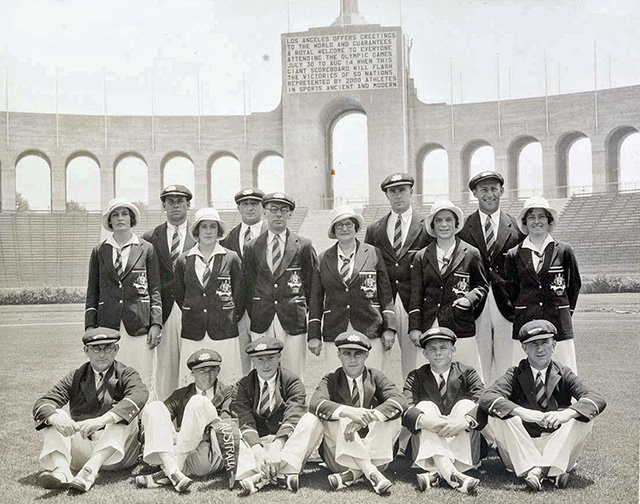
[{"left": 0, "top": 274, "right": 638, "bottom": 305}]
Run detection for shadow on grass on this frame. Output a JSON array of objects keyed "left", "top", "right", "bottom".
[{"left": 19, "top": 473, "right": 70, "bottom": 500}]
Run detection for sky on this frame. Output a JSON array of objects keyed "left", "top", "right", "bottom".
[{"left": 2, "top": 0, "right": 640, "bottom": 209}]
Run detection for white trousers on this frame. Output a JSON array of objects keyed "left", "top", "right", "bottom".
[
  {"left": 411, "top": 399, "right": 480, "bottom": 474},
  {"left": 237, "top": 312, "right": 252, "bottom": 375},
  {"left": 155, "top": 302, "right": 183, "bottom": 401},
  {"left": 396, "top": 295, "right": 428, "bottom": 380},
  {"left": 488, "top": 416, "right": 592, "bottom": 477},
  {"left": 235, "top": 412, "right": 323, "bottom": 480},
  {"left": 320, "top": 417, "right": 401, "bottom": 474},
  {"left": 117, "top": 321, "right": 157, "bottom": 401},
  {"left": 39, "top": 409, "right": 140, "bottom": 474},
  {"left": 512, "top": 339, "right": 578, "bottom": 375},
  {"left": 251, "top": 315, "right": 307, "bottom": 381},
  {"left": 178, "top": 335, "right": 243, "bottom": 388},
  {"left": 142, "top": 396, "right": 224, "bottom": 477},
  {"left": 322, "top": 321, "right": 389, "bottom": 375},
  {"left": 475, "top": 289, "right": 514, "bottom": 385}
]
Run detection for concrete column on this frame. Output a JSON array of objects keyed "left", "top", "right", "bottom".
[
  {"left": 591, "top": 135, "right": 608, "bottom": 193},
  {"left": 494, "top": 141, "right": 512, "bottom": 198},
  {"left": 50, "top": 154, "right": 66, "bottom": 212},
  {"left": 147, "top": 154, "right": 162, "bottom": 211},
  {"left": 239, "top": 151, "right": 253, "bottom": 189},
  {"left": 1, "top": 154, "right": 16, "bottom": 211},
  {"left": 448, "top": 147, "right": 464, "bottom": 202},
  {"left": 540, "top": 138, "right": 559, "bottom": 199},
  {"left": 192, "top": 153, "right": 208, "bottom": 208},
  {"left": 100, "top": 154, "right": 115, "bottom": 210}
]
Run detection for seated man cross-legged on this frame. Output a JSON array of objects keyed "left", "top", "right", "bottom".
[
  {"left": 309, "top": 331, "right": 407, "bottom": 495},
  {"left": 33, "top": 327, "right": 148, "bottom": 493},
  {"left": 232, "top": 337, "right": 322, "bottom": 494},
  {"left": 479, "top": 319, "right": 606, "bottom": 491},
  {"left": 136, "top": 348, "right": 235, "bottom": 493},
  {"left": 403, "top": 327, "right": 485, "bottom": 494}
]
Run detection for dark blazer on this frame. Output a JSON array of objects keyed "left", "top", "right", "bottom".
[
  {"left": 408, "top": 238, "right": 488, "bottom": 338},
  {"left": 308, "top": 240, "right": 396, "bottom": 343},
  {"left": 479, "top": 359, "right": 606, "bottom": 438},
  {"left": 164, "top": 381, "right": 233, "bottom": 429},
  {"left": 505, "top": 240, "right": 581, "bottom": 341},
  {"left": 310, "top": 367, "right": 407, "bottom": 422},
  {"left": 33, "top": 361, "right": 148, "bottom": 429},
  {"left": 143, "top": 223, "right": 196, "bottom": 322},
  {"left": 242, "top": 230, "right": 318, "bottom": 335},
  {"left": 403, "top": 362, "right": 486, "bottom": 434},
  {"left": 220, "top": 221, "right": 267, "bottom": 259},
  {"left": 174, "top": 247, "right": 244, "bottom": 341},
  {"left": 85, "top": 239, "right": 163, "bottom": 336},
  {"left": 231, "top": 368, "right": 307, "bottom": 447},
  {"left": 364, "top": 211, "right": 433, "bottom": 312},
  {"left": 457, "top": 210, "right": 525, "bottom": 320}
]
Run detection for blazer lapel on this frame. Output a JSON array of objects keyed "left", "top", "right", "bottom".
[
  {"left": 255, "top": 234, "right": 274, "bottom": 280},
  {"left": 350, "top": 240, "right": 368, "bottom": 280},
  {"left": 517, "top": 245, "right": 538, "bottom": 282},
  {"left": 185, "top": 256, "right": 205, "bottom": 293},
  {"left": 424, "top": 368, "right": 444, "bottom": 410},
  {"left": 424, "top": 242, "right": 440, "bottom": 278},
  {"left": 539, "top": 242, "right": 558, "bottom": 279},
  {"left": 546, "top": 363, "right": 561, "bottom": 406},
  {"left": 275, "top": 230, "right": 297, "bottom": 279},
  {"left": 443, "top": 239, "right": 464, "bottom": 279},
  {"left": 447, "top": 366, "right": 462, "bottom": 406},
  {"left": 183, "top": 224, "right": 196, "bottom": 253},
  {"left": 399, "top": 214, "right": 423, "bottom": 257},
  {"left": 338, "top": 370, "right": 354, "bottom": 405},
  {"left": 100, "top": 243, "right": 120, "bottom": 282},
  {"left": 154, "top": 223, "right": 172, "bottom": 270},
  {"left": 491, "top": 211, "right": 512, "bottom": 260},
  {"left": 80, "top": 365, "right": 100, "bottom": 410},
  {"left": 377, "top": 214, "right": 396, "bottom": 258},
  {"left": 205, "top": 253, "right": 226, "bottom": 292},
  {"left": 362, "top": 368, "right": 376, "bottom": 408},
  {"left": 518, "top": 365, "right": 538, "bottom": 408},
  {"left": 325, "top": 244, "right": 343, "bottom": 284},
  {"left": 122, "top": 243, "right": 143, "bottom": 278},
  {"left": 467, "top": 211, "right": 489, "bottom": 257}
]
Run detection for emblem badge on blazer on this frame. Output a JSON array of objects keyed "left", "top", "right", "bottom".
[
  {"left": 133, "top": 271, "right": 148, "bottom": 295},
  {"left": 287, "top": 270, "right": 302, "bottom": 294},
  {"left": 452, "top": 276, "right": 470, "bottom": 297},
  {"left": 550, "top": 273, "right": 566, "bottom": 296},
  {"left": 360, "top": 272, "right": 377, "bottom": 299},
  {"left": 216, "top": 278, "right": 233, "bottom": 301}
]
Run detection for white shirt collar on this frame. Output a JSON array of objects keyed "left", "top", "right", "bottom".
[
  {"left": 392, "top": 206, "right": 413, "bottom": 223},
  {"left": 258, "top": 374, "right": 277, "bottom": 391},
  {"left": 430, "top": 367, "right": 451, "bottom": 383},
  {"left": 522, "top": 234, "right": 556, "bottom": 253},
  {"left": 106, "top": 233, "right": 139, "bottom": 249},
  {"left": 195, "top": 385, "right": 214, "bottom": 400},
  {"left": 186, "top": 243, "right": 226, "bottom": 259},
  {"left": 530, "top": 364, "right": 550, "bottom": 383},
  {"left": 167, "top": 221, "right": 187, "bottom": 233},
  {"left": 479, "top": 209, "right": 499, "bottom": 225},
  {"left": 267, "top": 230, "right": 287, "bottom": 244}
]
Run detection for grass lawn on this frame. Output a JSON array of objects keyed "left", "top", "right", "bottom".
[{"left": 0, "top": 293, "right": 638, "bottom": 503}]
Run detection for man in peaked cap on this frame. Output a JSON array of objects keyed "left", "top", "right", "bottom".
[
  {"left": 309, "top": 331, "right": 408, "bottom": 495},
  {"left": 403, "top": 327, "right": 485, "bottom": 495},
  {"left": 242, "top": 192, "right": 319, "bottom": 381},
  {"left": 220, "top": 187, "right": 267, "bottom": 374},
  {"left": 143, "top": 184, "right": 196, "bottom": 399},
  {"left": 135, "top": 348, "right": 236, "bottom": 493},
  {"left": 479, "top": 320, "right": 606, "bottom": 491},
  {"left": 365, "top": 172, "right": 433, "bottom": 380},
  {"left": 231, "top": 337, "right": 320, "bottom": 494},
  {"left": 33, "top": 327, "right": 148, "bottom": 493},
  {"left": 457, "top": 171, "right": 525, "bottom": 384}
]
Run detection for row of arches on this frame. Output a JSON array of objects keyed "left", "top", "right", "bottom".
[{"left": 14, "top": 152, "right": 285, "bottom": 211}]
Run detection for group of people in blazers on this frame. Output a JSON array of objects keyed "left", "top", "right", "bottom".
[{"left": 32, "top": 170, "right": 605, "bottom": 496}]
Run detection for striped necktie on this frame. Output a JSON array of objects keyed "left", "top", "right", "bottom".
[
  {"left": 170, "top": 227, "right": 181, "bottom": 264},
  {"left": 96, "top": 372, "right": 105, "bottom": 404},
  {"left": 351, "top": 379, "right": 360, "bottom": 407},
  {"left": 533, "top": 250, "right": 544, "bottom": 273},
  {"left": 114, "top": 245, "right": 129, "bottom": 277},
  {"left": 438, "top": 374, "right": 447, "bottom": 401},
  {"left": 535, "top": 371, "right": 548, "bottom": 410},
  {"left": 243, "top": 227, "right": 252, "bottom": 246},
  {"left": 271, "top": 235, "right": 282, "bottom": 273},
  {"left": 202, "top": 257, "right": 213, "bottom": 287},
  {"left": 485, "top": 215, "right": 495, "bottom": 255},
  {"left": 440, "top": 254, "right": 451, "bottom": 274},
  {"left": 393, "top": 214, "right": 403, "bottom": 256},
  {"left": 258, "top": 381, "right": 271, "bottom": 416},
  {"left": 339, "top": 253, "right": 353, "bottom": 283}
]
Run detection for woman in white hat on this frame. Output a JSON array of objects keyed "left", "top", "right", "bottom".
[
  {"left": 408, "top": 201, "right": 489, "bottom": 383},
  {"left": 308, "top": 205, "right": 397, "bottom": 374},
  {"left": 85, "top": 197, "right": 163, "bottom": 397},
  {"left": 174, "top": 207, "right": 244, "bottom": 385},
  {"left": 505, "top": 196, "right": 581, "bottom": 373}
]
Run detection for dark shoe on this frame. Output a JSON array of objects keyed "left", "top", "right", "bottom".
[
  {"left": 416, "top": 471, "right": 440, "bottom": 491},
  {"left": 449, "top": 470, "right": 479, "bottom": 494},
  {"left": 524, "top": 467, "right": 543, "bottom": 492},
  {"left": 368, "top": 469, "right": 393, "bottom": 495},
  {"left": 168, "top": 470, "right": 193, "bottom": 493},
  {"left": 328, "top": 470, "right": 361, "bottom": 490},
  {"left": 276, "top": 474, "right": 299, "bottom": 492},
  {"left": 69, "top": 466, "right": 96, "bottom": 493},
  {"left": 555, "top": 472, "right": 570, "bottom": 489},
  {"left": 135, "top": 470, "right": 170, "bottom": 489},
  {"left": 38, "top": 470, "right": 70, "bottom": 489},
  {"left": 239, "top": 473, "right": 265, "bottom": 495},
  {"left": 130, "top": 461, "right": 161, "bottom": 477}
]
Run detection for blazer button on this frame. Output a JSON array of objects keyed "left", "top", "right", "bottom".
[
  {"left": 274, "top": 283, "right": 278, "bottom": 288},
  {"left": 119, "top": 300, "right": 123, "bottom": 304},
  {"left": 346, "top": 304, "right": 350, "bottom": 309},
  {"left": 203, "top": 308, "right": 207, "bottom": 313},
  {"left": 345, "top": 288, "right": 348, "bottom": 292},
  {"left": 539, "top": 285, "right": 542, "bottom": 289},
  {"left": 274, "top": 300, "right": 278, "bottom": 305},
  {"left": 119, "top": 283, "right": 122, "bottom": 288},
  {"left": 437, "top": 303, "right": 440, "bottom": 307},
  {"left": 539, "top": 302, "right": 543, "bottom": 306},
  {"left": 395, "top": 263, "right": 399, "bottom": 267},
  {"left": 203, "top": 293, "right": 207, "bottom": 297},
  {"left": 395, "top": 280, "right": 399, "bottom": 284}
]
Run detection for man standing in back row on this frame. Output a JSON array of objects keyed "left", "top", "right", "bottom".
[
  {"left": 143, "top": 185, "right": 196, "bottom": 399},
  {"left": 220, "top": 188, "right": 267, "bottom": 374},
  {"left": 457, "top": 171, "right": 525, "bottom": 383},
  {"left": 365, "top": 173, "right": 432, "bottom": 379}
]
